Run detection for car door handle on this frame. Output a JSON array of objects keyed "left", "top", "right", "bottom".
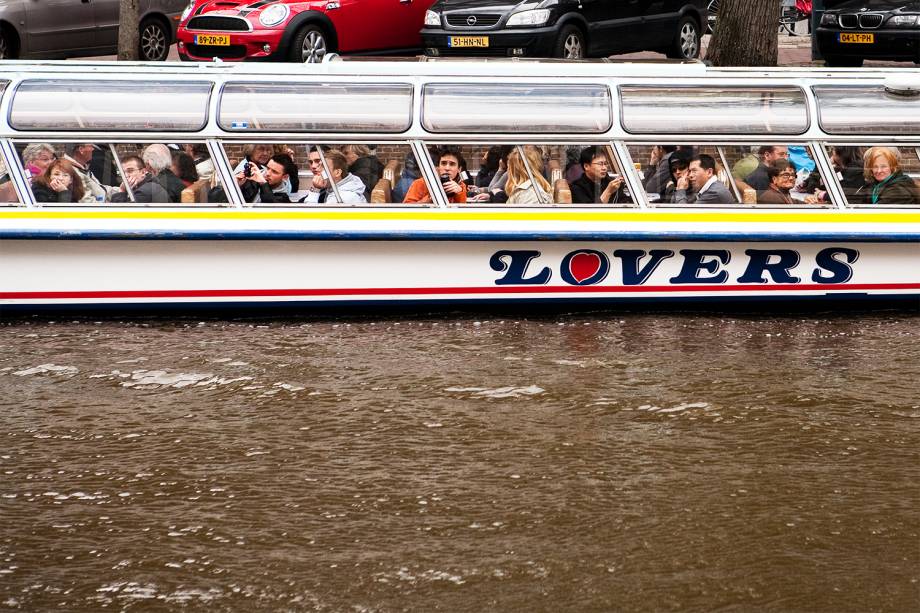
[{"left": 400, "top": 0, "right": 411, "bottom": 4}]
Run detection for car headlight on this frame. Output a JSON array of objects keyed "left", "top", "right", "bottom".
[
  {"left": 890, "top": 15, "right": 919, "bottom": 27},
  {"left": 424, "top": 10, "right": 441, "bottom": 27},
  {"left": 506, "top": 9, "right": 551, "bottom": 27},
  {"left": 820, "top": 13, "right": 838, "bottom": 26},
  {"left": 259, "top": 4, "right": 290, "bottom": 27},
  {"left": 180, "top": 1, "right": 195, "bottom": 23}
]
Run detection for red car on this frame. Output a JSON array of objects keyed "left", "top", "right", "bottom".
[{"left": 177, "top": 0, "right": 433, "bottom": 62}]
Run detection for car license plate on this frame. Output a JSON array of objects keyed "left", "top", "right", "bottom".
[
  {"left": 839, "top": 33, "right": 874, "bottom": 44},
  {"left": 448, "top": 36, "right": 489, "bottom": 48},
  {"left": 195, "top": 34, "right": 230, "bottom": 46}
]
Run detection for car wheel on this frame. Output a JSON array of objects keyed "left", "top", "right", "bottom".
[
  {"left": 824, "top": 56, "right": 864, "bottom": 68},
  {"left": 0, "top": 29, "right": 11, "bottom": 60},
  {"left": 706, "top": 0, "right": 719, "bottom": 34},
  {"left": 139, "top": 18, "right": 169, "bottom": 61},
  {"left": 667, "top": 16, "right": 701, "bottom": 59},
  {"left": 289, "top": 25, "right": 329, "bottom": 63},
  {"left": 554, "top": 25, "right": 585, "bottom": 60}
]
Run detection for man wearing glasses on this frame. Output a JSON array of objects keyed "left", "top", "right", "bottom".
[
  {"left": 571, "top": 146, "right": 627, "bottom": 205},
  {"left": 674, "top": 154, "right": 735, "bottom": 205},
  {"left": 758, "top": 160, "right": 798, "bottom": 205}
]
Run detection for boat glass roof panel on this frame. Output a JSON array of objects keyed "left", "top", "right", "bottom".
[
  {"left": 813, "top": 86, "right": 920, "bottom": 135},
  {"left": 218, "top": 83, "right": 413, "bottom": 133},
  {"left": 619, "top": 86, "right": 809, "bottom": 135},
  {"left": 421, "top": 84, "right": 612, "bottom": 134},
  {"left": 9, "top": 80, "right": 211, "bottom": 132}
]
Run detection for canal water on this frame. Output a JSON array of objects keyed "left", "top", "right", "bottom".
[{"left": 1, "top": 313, "right": 918, "bottom": 611}]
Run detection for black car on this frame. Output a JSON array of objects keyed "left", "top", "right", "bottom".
[
  {"left": 816, "top": 0, "right": 920, "bottom": 67},
  {"left": 421, "top": 0, "right": 707, "bottom": 60}
]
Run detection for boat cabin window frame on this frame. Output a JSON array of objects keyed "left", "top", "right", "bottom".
[
  {"left": 621, "top": 141, "right": 837, "bottom": 209},
  {"left": 820, "top": 141, "right": 920, "bottom": 209},
  {"left": 216, "top": 82, "right": 415, "bottom": 134},
  {"left": 11, "top": 138, "right": 230, "bottom": 208},
  {"left": 419, "top": 140, "right": 640, "bottom": 209},
  {"left": 8, "top": 79, "right": 213, "bottom": 133},
  {"left": 420, "top": 83, "right": 614, "bottom": 135},
  {"left": 619, "top": 85, "right": 811, "bottom": 136},
  {"left": 813, "top": 85, "right": 920, "bottom": 136}
]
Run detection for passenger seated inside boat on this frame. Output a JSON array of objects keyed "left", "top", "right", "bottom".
[
  {"left": 21, "top": 143, "right": 55, "bottom": 181},
  {"left": 757, "top": 160, "right": 797, "bottom": 205},
  {"left": 674, "top": 154, "right": 735, "bottom": 205},
  {"left": 300, "top": 150, "right": 367, "bottom": 205},
  {"left": 110, "top": 155, "right": 171, "bottom": 203},
  {"left": 741, "top": 146, "right": 790, "bottom": 191},
  {"left": 341, "top": 144, "right": 383, "bottom": 201},
  {"left": 404, "top": 147, "right": 467, "bottom": 204},
  {"left": 853, "top": 147, "right": 920, "bottom": 205},
  {"left": 63, "top": 143, "right": 117, "bottom": 203},
  {"left": 571, "top": 146, "right": 629, "bottom": 204},
  {"left": 171, "top": 150, "right": 199, "bottom": 188},
  {"left": 663, "top": 152, "right": 692, "bottom": 204},
  {"left": 31, "top": 159, "right": 84, "bottom": 204},
  {"left": 505, "top": 146, "right": 552, "bottom": 205}
]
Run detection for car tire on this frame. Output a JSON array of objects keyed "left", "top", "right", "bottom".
[
  {"left": 553, "top": 25, "right": 585, "bottom": 59},
  {"left": 0, "top": 29, "right": 12, "bottom": 60},
  {"left": 139, "top": 18, "right": 169, "bottom": 61},
  {"left": 666, "top": 16, "right": 701, "bottom": 59},
  {"left": 289, "top": 25, "right": 330, "bottom": 63},
  {"left": 824, "top": 56, "right": 864, "bottom": 68}
]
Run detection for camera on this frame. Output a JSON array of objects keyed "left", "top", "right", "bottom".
[
  {"left": 439, "top": 173, "right": 451, "bottom": 185},
  {"left": 244, "top": 162, "right": 253, "bottom": 178}
]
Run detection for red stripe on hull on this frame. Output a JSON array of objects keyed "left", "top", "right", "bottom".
[{"left": 3, "top": 283, "right": 920, "bottom": 300}]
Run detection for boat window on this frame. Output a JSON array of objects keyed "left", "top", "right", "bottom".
[
  {"left": 222, "top": 142, "right": 420, "bottom": 206},
  {"left": 218, "top": 83, "right": 413, "bottom": 133},
  {"left": 421, "top": 143, "right": 634, "bottom": 207},
  {"left": 813, "top": 86, "right": 920, "bottom": 135},
  {"left": 16, "top": 142, "right": 224, "bottom": 206},
  {"left": 624, "top": 143, "right": 827, "bottom": 207},
  {"left": 822, "top": 144, "right": 920, "bottom": 207},
  {"left": 620, "top": 87, "right": 809, "bottom": 135},
  {"left": 10, "top": 80, "right": 211, "bottom": 132},
  {"left": 421, "top": 84, "right": 612, "bottom": 134}
]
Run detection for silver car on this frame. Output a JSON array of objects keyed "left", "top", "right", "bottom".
[{"left": 0, "top": 0, "right": 187, "bottom": 61}]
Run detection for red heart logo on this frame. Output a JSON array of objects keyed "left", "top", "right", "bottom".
[{"left": 569, "top": 252, "right": 602, "bottom": 284}]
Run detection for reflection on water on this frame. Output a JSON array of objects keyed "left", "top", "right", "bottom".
[{"left": 1, "top": 314, "right": 918, "bottom": 611}]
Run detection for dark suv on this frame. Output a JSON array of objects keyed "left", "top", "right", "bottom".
[{"left": 421, "top": 0, "right": 706, "bottom": 59}]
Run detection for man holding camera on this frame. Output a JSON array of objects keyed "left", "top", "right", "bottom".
[
  {"left": 236, "top": 154, "right": 297, "bottom": 204},
  {"left": 403, "top": 148, "right": 467, "bottom": 204},
  {"left": 571, "top": 146, "right": 627, "bottom": 204}
]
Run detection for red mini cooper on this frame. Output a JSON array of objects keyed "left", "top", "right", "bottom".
[{"left": 177, "top": 0, "right": 433, "bottom": 62}]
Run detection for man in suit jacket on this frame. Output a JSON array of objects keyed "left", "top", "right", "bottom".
[{"left": 673, "top": 154, "right": 735, "bottom": 205}]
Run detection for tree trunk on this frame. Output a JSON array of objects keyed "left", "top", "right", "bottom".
[
  {"left": 117, "top": 0, "right": 140, "bottom": 61},
  {"left": 705, "top": 0, "right": 780, "bottom": 67}
]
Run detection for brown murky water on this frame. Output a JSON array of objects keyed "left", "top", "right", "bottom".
[{"left": 1, "top": 313, "right": 918, "bottom": 611}]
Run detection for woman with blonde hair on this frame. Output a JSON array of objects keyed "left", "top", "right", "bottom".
[
  {"left": 857, "top": 147, "right": 919, "bottom": 205},
  {"left": 505, "top": 146, "right": 552, "bottom": 205}
]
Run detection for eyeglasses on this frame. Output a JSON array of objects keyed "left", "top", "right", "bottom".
[
  {"left": 591, "top": 160, "right": 609, "bottom": 167},
  {"left": 777, "top": 171, "right": 796, "bottom": 178}
]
